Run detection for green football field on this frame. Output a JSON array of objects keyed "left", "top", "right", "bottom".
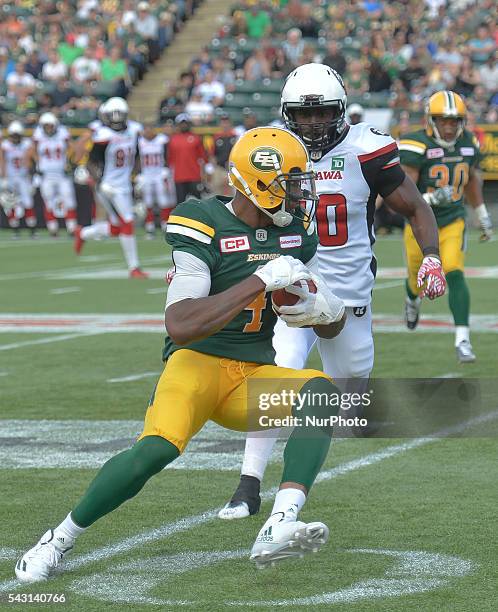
[{"left": 0, "top": 229, "right": 497, "bottom": 611}]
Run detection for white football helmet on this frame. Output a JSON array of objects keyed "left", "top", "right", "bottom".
[
  {"left": 39, "top": 112, "right": 59, "bottom": 136},
  {"left": 7, "top": 120, "right": 23, "bottom": 143},
  {"left": 281, "top": 63, "right": 347, "bottom": 160},
  {"left": 103, "top": 97, "right": 128, "bottom": 131}
]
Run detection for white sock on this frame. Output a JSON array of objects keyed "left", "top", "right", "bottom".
[
  {"left": 119, "top": 233, "right": 139, "bottom": 270},
  {"left": 271, "top": 488, "right": 306, "bottom": 520},
  {"left": 53, "top": 513, "right": 86, "bottom": 549},
  {"left": 455, "top": 326, "right": 470, "bottom": 346},
  {"left": 241, "top": 431, "right": 279, "bottom": 481},
  {"left": 47, "top": 220, "right": 58, "bottom": 234},
  {"left": 81, "top": 221, "right": 110, "bottom": 241},
  {"left": 66, "top": 218, "right": 77, "bottom": 234}
]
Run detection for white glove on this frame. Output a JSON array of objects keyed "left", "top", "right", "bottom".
[
  {"left": 100, "top": 182, "right": 116, "bottom": 198},
  {"left": 253, "top": 255, "right": 311, "bottom": 292},
  {"left": 74, "top": 166, "right": 90, "bottom": 185},
  {"left": 276, "top": 273, "right": 345, "bottom": 328},
  {"left": 475, "top": 204, "right": 493, "bottom": 241},
  {"left": 422, "top": 186, "right": 453, "bottom": 207}
]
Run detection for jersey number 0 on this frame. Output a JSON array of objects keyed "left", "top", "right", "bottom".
[{"left": 316, "top": 194, "right": 348, "bottom": 247}]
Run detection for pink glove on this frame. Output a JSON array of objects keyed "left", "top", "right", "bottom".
[
  {"left": 417, "top": 256, "right": 446, "bottom": 299},
  {"left": 165, "top": 266, "right": 175, "bottom": 285}
]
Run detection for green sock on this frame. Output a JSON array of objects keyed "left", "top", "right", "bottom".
[
  {"left": 281, "top": 377, "right": 339, "bottom": 491},
  {"left": 446, "top": 270, "right": 470, "bottom": 326},
  {"left": 405, "top": 279, "right": 419, "bottom": 301},
  {"left": 72, "top": 436, "right": 179, "bottom": 527}
]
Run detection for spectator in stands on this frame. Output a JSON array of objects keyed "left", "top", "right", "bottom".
[
  {"left": 0, "top": 48, "right": 15, "bottom": 81},
  {"left": 42, "top": 50, "right": 68, "bottom": 82},
  {"left": 158, "top": 11, "right": 174, "bottom": 50},
  {"left": 177, "top": 71, "right": 195, "bottom": 102},
  {"left": 321, "top": 40, "right": 346, "bottom": 75},
  {"left": 296, "top": 5, "right": 320, "bottom": 39},
  {"left": 234, "top": 109, "right": 258, "bottom": 137},
  {"left": 244, "top": 5, "right": 271, "bottom": 40},
  {"left": 271, "top": 47, "right": 294, "bottom": 79},
  {"left": 400, "top": 55, "right": 426, "bottom": 92},
  {"left": 71, "top": 46, "right": 101, "bottom": 83},
  {"left": 244, "top": 48, "right": 271, "bottom": 82},
  {"left": 197, "top": 70, "right": 225, "bottom": 106},
  {"left": 434, "top": 42, "right": 463, "bottom": 68},
  {"left": 158, "top": 83, "right": 185, "bottom": 124},
  {"left": 124, "top": 40, "right": 147, "bottom": 81},
  {"left": 468, "top": 24, "right": 496, "bottom": 65},
  {"left": 135, "top": 2, "right": 160, "bottom": 63},
  {"left": 50, "top": 79, "right": 77, "bottom": 111},
  {"left": 479, "top": 51, "right": 498, "bottom": 95},
  {"left": 345, "top": 60, "right": 369, "bottom": 96},
  {"left": 230, "top": 11, "right": 247, "bottom": 38},
  {"left": 185, "top": 89, "right": 214, "bottom": 124},
  {"left": 101, "top": 47, "right": 130, "bottom": 98},
  {"left": 467, "top": 85, "right": 492, "bottom": 119},
  {"left": 211, "top": 58, "right": 236, "bottom": 92},
  {"left": 282, "top": 28, "right": 304, "bottom": 67},
  {"left": 454, "top": 56, "right": 481, "bottom": 98},
  {"left": 58, "top": 37, "right": 84, "bottom": 67},
  {"left": 210, "top": 113, "right": 237, "bottom": 196},
  {"left": 6, "top": 61, "right": 37, "bottom": 99},
  {"left": 167, "top": 113, "right": 208, "bottom": 203},
  {"left": 25, "top": 50, "right": 44, "bottom": 80}
]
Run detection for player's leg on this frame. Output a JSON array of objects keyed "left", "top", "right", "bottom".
[
  {"left": 5, "top": 180, "right": 21, "bottom": 237},
  {"left": 403, "top": 223, "right": 424, "bottom": 329},
  {"left": 18, "top": 178, "right": 37, "bottom": 236},
  {"left": 74, "top": 186, "right": 117, "bottom": 253},
  {"left": 439, "top": 219, "right": 473, "bottom": 362},
  {"left": 157, "top": 174, "right": 175, "bottom": 229},
  {"left": 143, "top": 180, "right": 156, "bottom": 238},
  {"left": 60, "top": 177, "right": 77, "bottom": 235},
  {"left": 112, "top": 190, "right": 149, "bottom": 277},
  {"left": 40, "top": 177, "right": 59, "bottom": 237},
  {"left": 15, "top": 350, "right": 222, "bottom": 583},
  {"left": 219, "top": 321, "right": 316, "bottom": 520}
]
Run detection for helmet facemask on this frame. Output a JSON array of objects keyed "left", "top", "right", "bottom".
[
  {"left": 428, "top": 115, "right": 465, "bottom": 149},
  {"left": 264, "top": 166, "right": 318, "bottom": 229},
  {"left": 283, "top": 97, "right": 346, "bottom": 161}
]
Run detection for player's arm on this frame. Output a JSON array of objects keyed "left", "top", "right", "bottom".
[
  {"left": 165, "top": 252, "right": 311, "bottom": 346},
  {"left": 0, "top": 145, "right": 5, "bottom": 178},
  {"left": 87, "top": 142, "right": 107, "bottom": 183},
  {"left": 72, "top": 129, "right": 93, "bottom": 165},
  {"left": 464, "top": 166, "right": 492, "bottom": 241},
  {"left": 24, "top": 142, "right": 37, "bottom": 171}
]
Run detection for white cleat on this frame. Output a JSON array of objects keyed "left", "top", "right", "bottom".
[
  {"left": 456, "top": 340, "right": 476, "bottom": 363},
  {"left": 15, "top": 529, "right": 72, "bottom": 583},
  {"left": 250, "top": 520, "right": 329, "bottom": 568},
  {"left": 218, "top": 501, "right": 250, "bottom": 520}
]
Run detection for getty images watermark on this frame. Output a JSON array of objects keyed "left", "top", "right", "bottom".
[{"left": 257, "top": 388, "right": 372, "bottom": 429}]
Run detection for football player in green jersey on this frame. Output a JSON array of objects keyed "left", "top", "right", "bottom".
[
  {"left": 399, "top": 90, "right": 493, "bottom": 363},
  {"left": 16, "top": 127, "right": 354, "bottom": 581}
]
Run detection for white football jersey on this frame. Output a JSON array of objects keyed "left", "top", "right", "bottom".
[
  {"left": 1, "top": 138, "right": 31, "bottom": 178},
  {"left": 313, "top": 123, "right": 402, "bottom": 306},
  {"left": 138, "top": 134, "right": 168, "bottom": 177},
  {"left": 33, "top": 126, "right": 70, "bottom": 176},
  {"left": 93, "top": 120, "right": 142, "bottom": 189}
]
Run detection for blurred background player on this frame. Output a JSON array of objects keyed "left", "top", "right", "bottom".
[
  {"left": 0, "top": 121, "right": 36, "bottom": 238},
  {"left": 399, "top": 90, "right": 493, "bottom": 363},
  {"left": 347, "top": 103, "right": 364, "bottom": 125},
  {"left": 167, "top": 113, "right": 209, "bottom": 204},
  {"left": 73, "top": 97, "right": 148, "bottom": 279},
  {"left": 220, "top": 63, "right": 445, "bottom": 520},
  {"left": 137, "top": 123, "right": 175, "bottom": 238},
  {"left": 27, "top": 113, "right": 77, "bottom": 237}
]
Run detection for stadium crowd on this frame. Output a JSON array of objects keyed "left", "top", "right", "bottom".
[
  {"left": 157, "top": 0, "right": 497, "bottom": 129},
  {"left": 0, "top": 0, "right": 199, "bottom": 128}
]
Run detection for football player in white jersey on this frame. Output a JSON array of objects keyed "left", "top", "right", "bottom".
[
  {"left": 0, "top": 121, "right": 36, "bottom": 237},
  {"left": 73, "top": 97, "right": 149, "bottom": 279},
  {"left": 219, "top": 63, "right": 447, "bottom": 520},
  {"left": 137, "top": 123, "right": 175, "bottom": 239},
  {"left": 26, "top": 113, "right": 77, "bottom": 237}
]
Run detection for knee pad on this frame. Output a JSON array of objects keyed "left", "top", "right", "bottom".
[
  {"left": 110, "top": 224, "right": 121, "bottom": 236},
  {"left": 120, "top": 220, "right": 134, "bottom": 235}
]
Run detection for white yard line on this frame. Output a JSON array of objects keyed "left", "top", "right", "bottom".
[
  {"left": 373, "top": 280, "right": 404, "bottom": 291},
  {"left": 146, "top": 288, "right": 167, "bottom": 295},
  {"left": 0, "top": 331, "right": 104, "bottom": 352},
  {"left": 50, "top": 287, "right": 81, "bottom": 295},
  {"left": 1, "top": 409, "right": 496, "bottom": 594},
  {"left": 107, "top": 371, "right": 160, "bottom": 383}
]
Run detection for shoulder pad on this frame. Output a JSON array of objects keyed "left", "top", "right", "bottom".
[
  {"left": 92, "top": 125, "right": 112, "bottom": 143},
  {"left": 398, "top": 131, "right": 428, "bottom": 156},
  {"left": 168, "top": 199, "right": 216, "bottom": 245},
  {"left": 347, "top": 123, "right": 397, "bottom": 157}
]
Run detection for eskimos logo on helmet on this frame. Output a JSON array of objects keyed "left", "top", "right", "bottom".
[{"left": 250, "top": 147, "right": 283, "bottom": 172}]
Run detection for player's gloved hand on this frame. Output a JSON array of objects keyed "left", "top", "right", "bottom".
[
  {"left": 74, "top": 166, "right": 90, "bottom": 185},
  {"left": 165, "top": 266, "right": 175, "bottom": 284},
  {"left": 253, "top": 255, "right": 311, "bottom": 292},
  {"left": 99, "top": 182, "right": 116, "bottom": 198},
  {"left": 417, "top": 255, "right": 446, "bottom": 299},
  {"left": 422, "top": 186, "right": 453, "bottom": 207},
  {"left": 277, "top": 273, "right": 345, "bottom": 327},
  {"left": 475, "top": 204, "right": 493, "bottom": 242}
]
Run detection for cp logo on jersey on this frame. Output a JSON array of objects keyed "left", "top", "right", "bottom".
[
  {"left": 219, "top": 235, "right": 251, "bottom": 253},
  {"left": 250, "top": 148, "right": 283, "bottom": 172}
]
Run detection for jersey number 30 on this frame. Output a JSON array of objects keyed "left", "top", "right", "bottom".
[{"left": 316, "top": 194, "right": 348, "bottom": 247}]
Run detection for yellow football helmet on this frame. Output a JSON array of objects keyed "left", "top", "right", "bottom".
[
  {"left": 425, "top": 90, "right": 466, "bottom": 148},
  {"left": 228, "top": 127, "right": 317, "bottom": 227}
]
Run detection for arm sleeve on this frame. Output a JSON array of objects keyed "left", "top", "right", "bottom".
[
  {"left": 89, "top": 142, "right": 107, "bottom": 165},
  {"left": 360, "top": 144, "right": 406, "bottom": 198},
  {"left": 165, "top": 250, "right": 211, "bottom": 309}
]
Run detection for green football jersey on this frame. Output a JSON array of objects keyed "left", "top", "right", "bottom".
[
  {"left": 163, "top": 196, "right": 317, "bottom": 365},
  {"left": 399, "top": 129, "right": 481, "bottom": 228}
]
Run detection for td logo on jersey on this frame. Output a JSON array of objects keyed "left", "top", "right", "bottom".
[
  {"left": 250, "top": 147, "right": 283, "bottom": 171},
  {"left": 219, "top": 235, "right": 251, "bottom": 253},
  {"left": 331, "top": 156, "right": 344, "bottom": 170}
]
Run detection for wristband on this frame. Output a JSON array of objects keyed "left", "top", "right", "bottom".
[{"left": 422, "top": 247, "right": 440, "bottom": 258}]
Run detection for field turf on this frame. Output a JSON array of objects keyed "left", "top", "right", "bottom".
[{"left": 0, "top": 228, "right": 497, "bottom": 611}]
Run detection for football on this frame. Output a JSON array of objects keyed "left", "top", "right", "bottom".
[{"left": 271, "top": 279, "right": 317, "bottom": 309}]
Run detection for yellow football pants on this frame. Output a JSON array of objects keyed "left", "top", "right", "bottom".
[
  {"left": 404, "top": 217, "right": 466, "bottom": 296},
  {"left": 138, "top": 349, "right": 330, "bottom": 453}
]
